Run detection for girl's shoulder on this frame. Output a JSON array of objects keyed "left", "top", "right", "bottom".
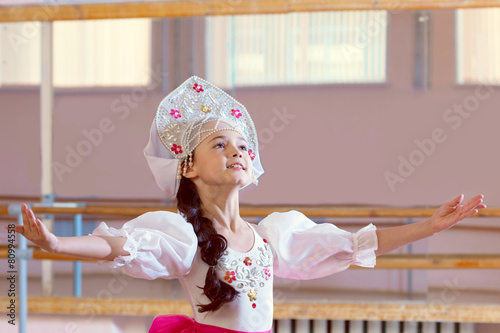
[
  {"left": 123, "top": 210, "right": 194, "bottom": 233},
  {"left": 259, "top": 210, "right": 310, "bottom": 225},
  {"left": 255, "top": 210, "right": 314, "bottom": 234},
  {"left": 140, "top": 210, "right": 186, "bottom": 221}
]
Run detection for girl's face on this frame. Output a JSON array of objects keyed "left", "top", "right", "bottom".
[{"left": 187, "top": 129, "right": 252, "bottom": 189}]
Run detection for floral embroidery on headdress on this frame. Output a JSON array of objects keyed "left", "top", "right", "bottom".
[
  {"left": 231, "top": 109, "right": 242, "bottom": 118},
  {"left": 248, "top": 149, "right": 256, "bottom": 161},
  {"left": 170, "top": 109, "right": 181, "bottom": 119},
  {"left": 155, "top": 76, "right": 260, "bottom": 167},
  {"left": 171, "top": 144, "right": 183, "bottom": 155},
  {"left": 193, "top": 83, "right": 204, "bottom": 93},
  {"left": 201, "top": 105, "right": 211, "bottom": 114},
  {"left": 149, "top": 76, "right": 264, "bottom": 198}
]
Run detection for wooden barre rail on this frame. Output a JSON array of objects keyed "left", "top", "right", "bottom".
[
  {"left": 2, "top": 0, "right": 500, "bottom": 23},
  {"left": 2, "top": 246, "right": 500, "bottom": 269},
  {"left": 0, "top": 246, "right": 96, "bottom": 262},
  {"left": 3, "top": 204, "right": 500, "bottom": 218},
  {"left": 1, "top": 297, "right": 499, "bottom": 323}
]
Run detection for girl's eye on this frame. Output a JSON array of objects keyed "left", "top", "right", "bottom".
[
  {"left": 214, "top": 142, "right": 225, "bottom": 148},
  {"left": 240, "top": 146, "right": 248, "bottom": 151}
]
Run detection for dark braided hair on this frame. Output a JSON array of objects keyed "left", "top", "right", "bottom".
[{"left": 176, "top": 176, "right": 239, "bottom": 313}]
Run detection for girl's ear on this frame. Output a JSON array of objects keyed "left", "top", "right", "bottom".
[{"left": 182, "top": 162, "right": 198, "bottom": 179}]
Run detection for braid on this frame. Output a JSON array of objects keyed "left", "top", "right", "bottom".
[{"left": 176, "top": 176, "right": 239, "bottom": 313}]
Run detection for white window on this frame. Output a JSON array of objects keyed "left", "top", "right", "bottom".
[
  {"left": 1, "top": 18, "right": 152, "bottom": 88},
  {"left": 205, "top": 11, "right": 387, "bottom": 88},
  {"left": 1, "top": 21, "right": 42, "bottom": 86},
  {"left": 456, "top": 8, "right": 500, "bottom": 85}
]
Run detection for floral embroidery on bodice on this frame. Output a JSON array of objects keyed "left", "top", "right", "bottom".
[{"left": 216, "top": 227, "right": 273, "bottom": 309}]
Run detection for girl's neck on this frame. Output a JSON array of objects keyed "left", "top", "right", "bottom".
[{"left": 198, "top": 186, "right": 243, "bottom": 232}]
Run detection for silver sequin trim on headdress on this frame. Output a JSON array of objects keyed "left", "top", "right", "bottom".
[
  {"left": 156, "top": 76, "right": 259, "bottom": 163},
  {"left": 144, "top": 76, "right": 264, "bottom": 198}
]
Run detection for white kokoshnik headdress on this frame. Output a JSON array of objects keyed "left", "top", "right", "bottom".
[{"left": 144, "top": 76, "right": 264, "bottom": 198}]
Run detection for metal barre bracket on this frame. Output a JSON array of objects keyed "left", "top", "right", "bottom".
[
  {"left": 7, "top": 204, "right": 23, "bottom": 215},
  {"left": 14, "top": 248, "right": 33, "bottom": 260}
]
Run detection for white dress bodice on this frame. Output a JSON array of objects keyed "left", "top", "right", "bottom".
[{"left": 92, "top": 210, "right": 378, "bottom": 332}]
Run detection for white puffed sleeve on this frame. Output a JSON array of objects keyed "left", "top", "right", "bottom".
[
  {"left": 253, "top": 211, "right": 378, "bottom": 280},
  {"left": 91, "top": 211, "right": 198, "bottom": 280}
]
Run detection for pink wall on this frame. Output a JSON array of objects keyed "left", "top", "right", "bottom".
[
  {"left": 1, "top": 10, "right": 500, "bottom": 300},
  {"left": 2, "top": 11, "right": 500, "bottom": 207}
]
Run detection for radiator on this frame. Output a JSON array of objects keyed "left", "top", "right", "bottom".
[{"left": 273, "top": 319, "right": 475, "bottom": 333}]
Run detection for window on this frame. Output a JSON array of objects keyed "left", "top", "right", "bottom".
[
  {"left": 1, "top": 21, "right": 42, "bottom": 86},
  {"left": 205, "top": 11, "right": 387, "bottom": 88},
  {"left": 1, "top": 18, "right": 152, "bottom": 88},
  {"left": 456, "top": 8, "right": 500, "bottom": 85}
]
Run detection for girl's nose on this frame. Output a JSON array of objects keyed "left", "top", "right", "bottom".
[{"left": 228, "top": 143, "right": 242, "bottom": 157}]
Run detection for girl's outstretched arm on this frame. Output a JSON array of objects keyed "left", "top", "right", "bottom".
[
  {"left": 375, "top": 194, "right": 486, "bottom": 256},
  {"left": 9, "top": 204, "right": 128, "bottom": 261}
]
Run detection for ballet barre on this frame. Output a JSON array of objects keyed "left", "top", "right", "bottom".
[
  {"left": 1, "top": 0, "right": 500, "bottom": 23},
  {"left": 1, "top": 245, "right": 500, "bottom": 269},
  {"left": 2, "top": 204, "right": 500, "bottom": 217}
]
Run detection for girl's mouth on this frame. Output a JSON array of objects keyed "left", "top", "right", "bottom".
[{"left": 227, "top": 163, "right": 245, "bottom": 170}]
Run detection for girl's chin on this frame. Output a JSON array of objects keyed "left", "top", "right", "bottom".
[
  {"left": 229, "top": 178, "right": 252, "bottom": 189},
  {"left": 198, "top": 178, "right": 250, "bottom": 188}
]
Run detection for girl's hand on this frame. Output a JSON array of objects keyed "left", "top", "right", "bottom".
[
  {"left": 429, "top": 194, "right": 486, "bottom": 234},
  {"left": 7, "top": 204, "right": 60, "bottom": 253}
]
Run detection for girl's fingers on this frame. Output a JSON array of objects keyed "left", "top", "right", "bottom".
[
  {"left": 21, "top": 204, "right": 32, "bottom": 234},
  {"left": 460, "top": 211, "right": 476, "bottom": 221},
  {"left": 457, "top": 196, "right": 485, "bottom": 220},
  {"left": 15, "top": 225, "right": 25, "bottom": 235},
  {"left": 28, "top": 208, "right": 41, "bottom": 233},
  {"left": 451, "top": 194, "right": 464, "bottom": 206},
  {"left": 464, "top": 209, "right": 479, "bottom": 219},
  {"left": 460, "top": 195, "right": 484, "bottom": 212},
  {"left": 464, "top": 195, "right": 483, "bottom": 210},
  {"left": 23, "top": 208, "right": 33, "bottom": 234},
  {"left": 35, "top": 219, "right": 45, "bottom": 235},
  {"left": 25, "top": 208, "right": 37, "bottom": 234},
  {"left": 21, "top": 204, "right": 45, "bottom": 238}
]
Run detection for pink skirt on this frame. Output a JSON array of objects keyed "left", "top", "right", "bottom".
[{"left": 148, "top": 315, "right": 272, "bottom": 333}]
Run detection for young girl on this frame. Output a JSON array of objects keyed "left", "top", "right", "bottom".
[{"left": 15, "top": 76, "right": 486, "bottom": 333}]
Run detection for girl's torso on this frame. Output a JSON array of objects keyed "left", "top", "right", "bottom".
[{"left": 179, "top": 224, "right": 274, "bottom": 332}]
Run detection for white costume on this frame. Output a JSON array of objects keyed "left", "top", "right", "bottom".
[
  {"left": 93, "top": 210, "right": 377, "bottom": 332},
  {"left": 94, "top": 76, "right": 379, "bottom": 332}
]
